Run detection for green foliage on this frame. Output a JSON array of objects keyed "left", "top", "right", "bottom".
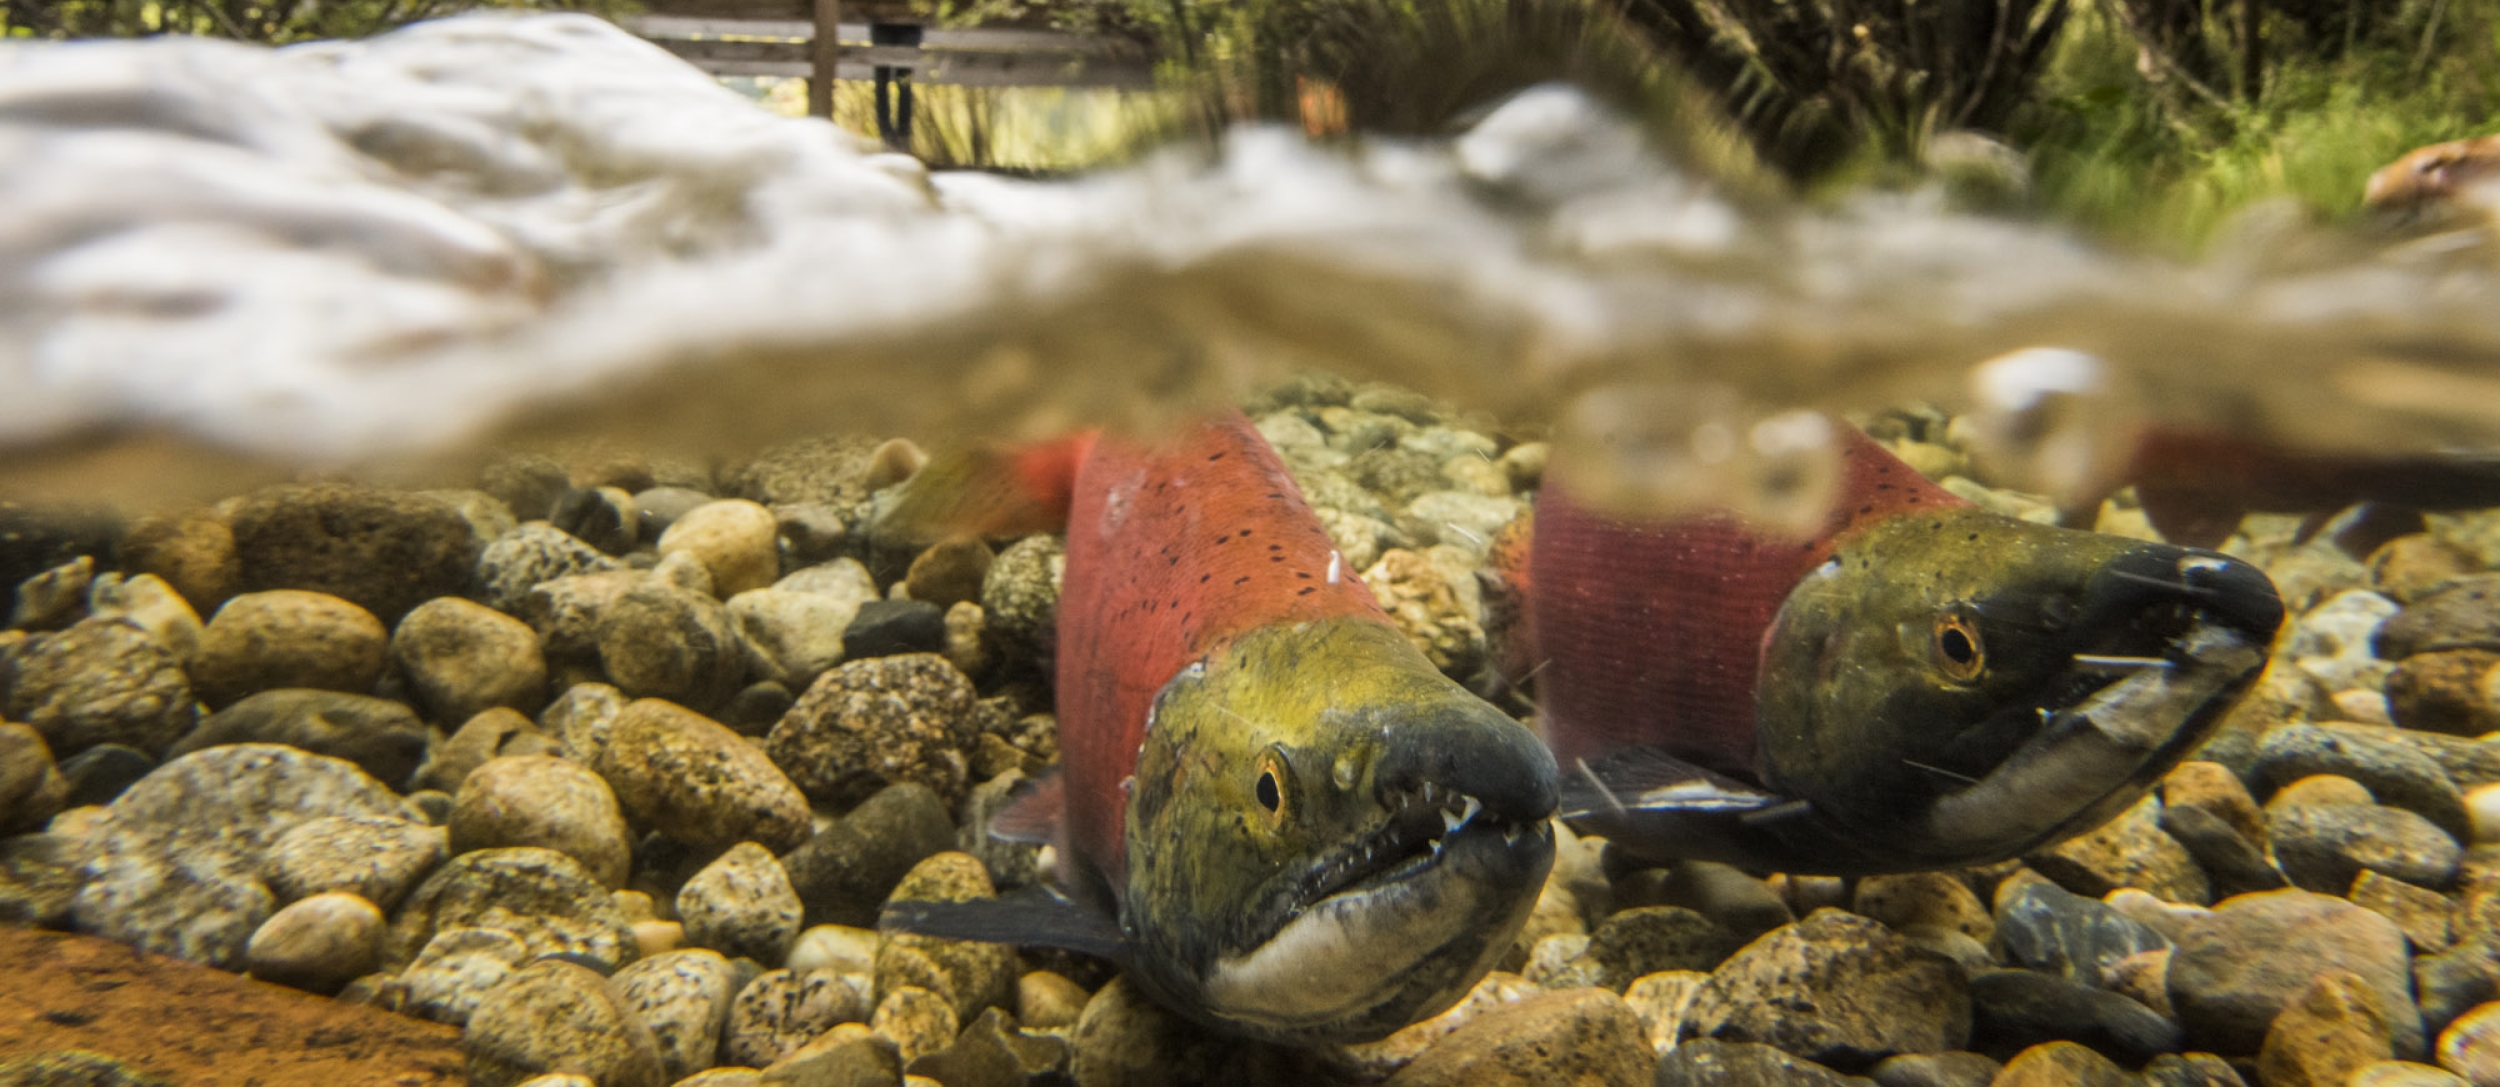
[{"left": 1, "top": 0, "right": 640, "bottom": 44}]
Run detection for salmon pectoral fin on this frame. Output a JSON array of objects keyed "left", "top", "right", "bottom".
[
  {"left": 881, "top": 885, "right": 1130, "bottom": 962},
  {"left": 989, "top": 772, "right": 1065, "bottom": 845},
  {"left": 872, "top": 433, "right": 1097, "bottom": 547},
  {"left": 1557, "top": 746, "right": 1784, "bottom": 822}
]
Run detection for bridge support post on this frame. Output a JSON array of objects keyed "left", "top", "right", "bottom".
[{"left": 807, "top": 0, "right": 840, "bottom": 117}]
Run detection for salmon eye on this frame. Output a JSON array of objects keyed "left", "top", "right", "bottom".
[
  {"left": 1255, "top": 747, "right": 1291, "bottom": 825},
  {"left": 1934, "top": 611, "right": 1985, "bottom": 682}
]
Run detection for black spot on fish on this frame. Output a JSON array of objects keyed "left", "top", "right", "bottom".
[
  {"left": 1860, "top": 505, "right": 1874, "bottom": 515},
  {"left": 1268, "top": 543, "right": 1282, "bottom": 551},
  {"left": 1271, "top": 555, "right": 1285, "bottom": 563},
  {"left": 1241, "top": 528, "right": 1254, "bottom": 536},
  {"left": 1208, "top": 452, "right": 1226, "bottom": 461},
  {"left": 1235, "top": 576, "right": 1251, "bottom": 585},
  {"left": 1200, "top": 574, "right": 1211, "bottom": 583},
  {"left": 1296, "top": 571, "right": 1311, "bottom": 579},
  {"left": 1298, "top": 587, "right": 1316, "bottom": 595}
]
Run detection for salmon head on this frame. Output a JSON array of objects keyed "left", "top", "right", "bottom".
[
  {"left": 1534, "top": 423, "right": 2285, "bottom": 874},
  {"left": 1121, "top": 616, "right": 1555, "bottom": 1043},
  {"left": 877, "top": 413, "right": 1556, "bottom": 1045}
]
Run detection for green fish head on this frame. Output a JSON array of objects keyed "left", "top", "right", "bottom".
[
  {"left": 1120, "top": 616, "right": 1558, "bottom": 1045},
  {"left": 1755, "top": 507, "right": 2284, "bottom": 870}
]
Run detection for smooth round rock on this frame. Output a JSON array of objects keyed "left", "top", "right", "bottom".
[
  {"left": 594, "top": 582, "right": 745, "bottom": 711},
  {"left": 2469, "top": 785, "right": 2500, "bottom": 846},
  {"left": 415, "top": 707, "right": 560, "bottom": 795},
  {"left": 1384, "top": 986, "right": 1650, "bottom": 1087},
  {"left": 1989, "top": 1041, "right": 2127, "bottom": 1087},
  {"left": 244, "top": 891, "right": 384, "bottom": 994},
  {"left": 840, "top": 599, "right": 947, "bottom": 660},
  {"left": 170, "top": 689, "right": 430, "bottom": 791},
  {"left": 72, "top": 744, "right": 406, "bottom": 968},
  {"left": 903, "top": 537, "right": 992, "bottom": 610},
  {"left": 119, "top": 506, "right": 239, "bottom": 613},
  {"left": 2256, "top": 724, "right": 2474, "bottom": 840},
  {"left": 1866, "top": 1051, "right": 1998, "bottom": 1087},
  {"left": 2258, "top": 969, "right": 2398, "bottom": 1087},
  {"left": 595, "top": 698, "right": 811, "bottom": 853},
  {"left": 677, "top": 841, "right": 803, "bottom": 966},
  {"left": 1993, "top": 879, "right": 2171, "bottom": 988},
  {"left": 1583, "top": 906, "right": 1738, "bottom": 988},
  {"left": 611, "top": 948, "right": 739, "bottom": 1082},
  {"left": 728, "top": 587, "right": 860, "bottom": 692},
  {"left": 2438, "top": 1001, "right": 2500, "bottom": 1087},
  {"left": 393, "top": 598, "right": 549, "bottom": 724},
  {"left": 190, "top": 590, "right": 389, "bottom": 709},
  {"left": 2272, "top": 803, "right": 2463, "bottom": 892},
  {"left": 767, "top": 653, "right": 978, "bottom": 806},
  {"left": 54, "top": 743, "right": 154, "bottom": 808},
  {"left": 2382, "top": 578, "right": 2500, "bottom": 658},
  {"left": 1, "top": 615, "right": 195, "bottom": 757},
  {"left": 871, "top": 984, "right": 958, "bottom": 1064},
  {"left": 2351, "top": 1062, "right": 2473, "bottom": 1087},
  {"left": 781, "top": 782, "right": 957, "bottom": 928},
  {"left": 1968, "top": 968, "right": 2183, "bottom": 1065},
  {"left": 386, "top": 846, "right": 637, "bottom": 972},
  {"left": 475, "top": 524, "right": 624, "bottom": 615},
  {"left": 464, "top": 959, "right": 666, "bottom": 1087},
  {"left": 1684, "top": 908, "right": 1972, "bottom": 1067},
  {"left": 226, "top": 483, "right": 479, "bottom": 626},
  {"left": 1855, "top": 872, "right": 1993, "bottom": 944},
  {"left": 0, "top": 722, "right": 68, "bottom": 834},
  {"left": 979, "top": 535, "right": 1062, "bottom": 666},
  {"left": 1017, "top": 970, "right": 1090, "bottom": 1032},
  {"left": 657, "top": 500, "right": 778, "bottom": 598},
  {"left": 451, "top": 755, "right": 633, "bottom": 888},
  {"left": 2167, "top": 888, "right": 2421, "bottom": 1057},
  {"left": 264, "top": 813, "right": 448, "bottom": 910},
  {"left": 723, "top": 967, "right": 869, "bottom": 1068}
]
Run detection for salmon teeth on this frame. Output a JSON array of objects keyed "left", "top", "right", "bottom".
[
  {"left": 1441, "top": 809, "right": 1464, "bottom": 833},
  {"left": 1460, "top": 796, "right": 1482, "bottom": 827}
]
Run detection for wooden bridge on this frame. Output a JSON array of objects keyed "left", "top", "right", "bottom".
[{"left": 631, "top": 0, "right": 1156, "bottom": 132}]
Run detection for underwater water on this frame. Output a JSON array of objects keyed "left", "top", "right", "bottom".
[{"left": 3, "top": 10, "right": 2500, "bottom": 1087}]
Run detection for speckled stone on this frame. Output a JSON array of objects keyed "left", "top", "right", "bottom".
[
  {"left": 978, "top": 535, "right": 1061, "bottom": 667},
  {"left": 1523, "top": 933, "right": 1602, "bottom": 990},
  {"left": 1, "top": 615, "right": 195, "bottom": 758},
  {"left": 9, "top": 555, "right": 90, "bottom": 631},
  {"left": 451, "top": 755, "right": 633, "bottom": 889},
  {"left": 521, "top": 570, "right": 643, "bottom": 664},
  {"left": 1854, "top": 872, "right": 1993, "bottom": 944},
  {"left": 170, "top": 689, "right": 430, "bottom": 792},
  {"left": 870, "top": 984, "right": 958, "bottom": 1064},
  {"left": 1362, "top": 548, "right": 1487, "bottom": 677},
  {"left": 677, "top": 842, "right": 803, "bottom": 966},
  {"left": 1067, "top": 976, "right": 1224, "bottom": 1087},
  {"left": 788, "top": 924, "right": 880, "bottom": 979},
  {"left": 2353, "top": 871, "right": 2456, "bottom": 952},
  {"left": 225, "top": 484, "right": 478, "bottom": 626},
  {"left": 463, "top": 959, "right": 666, "bottom": 1087},
  {"left": 723, "top": 968, "right": 870, "bottom": 1068},
  {"left": 1993, "top": 878, "right": 2171, "bottom": 988},
  {"left": 768, "top": 654, "right": 978, "bottom": 807},
  {"left": 85, "top": 573, "right": 201, "bottom": 667},
  {"left": 874, "top": 852, "right": 1018, "bottom": 1022},
  {"left": 727, "top": 435, "right": 885, "bottom": 509},
  {"left": 244, "top": 891, "right": 384, "bottom": 994},
  {"left": 1384, "top": 986, "right": 1650, "bottom": 1087},
  {"left": 0, "top": 833, "right": 82, "bottom": 927},
  {"left": 385, "top": 846, "right": 637, "bottom": 973},
  {"left": 658, "top": 500, "right": 780, "bottom": 598},
  {"left": 540, "top": 682, "right": 627, "bottom": 765},
  {"left": 611, "top": 948, "right": 739, "bottom": 1082},
  {"left": 595, "top": 582, "right": 746, "bottom": 711},
  {"left": 2167, "top": 888, "right": 2421, "bottom": 1057},
  {"left": 729, "top": 587, "right": 861, "bottom": 692},
  {"left": 1684, "top": 908, "right": 1972, "bottom": 1067},
  {"left": 781, "top": 782, "right": 956, "bottom": 928},
  {"left": 263, "top": 813, "right": 447, "bottom": 910},
  {"left": 393, "top": 597, "right": 549, "bottom": 724},
  {"left": 2380, "top": 577, "right": 2500, "bottom": 658},
  {"left": 2026, "top": 796, "right": 2211, "bottom": 906},
  {"left": 189, "top": 590, "right": 389, "bottom": 709},
  {"left": 474, "top": 524, "right": 624, "bottom": 614},
  {"left": 72, "top": 744, "right": 406, "bottom": 969},
  {"left": 1582, "top": 906, "right": 1738, "bottom": 989},
  {"left": 2258, "top": 969, "right": 2398, "bottom": 1087},
  {"left": 1621, "top": 970, "right": 1706, "bottom": 1055},
  {"left": 594, "top": 698, "right": 811, "bottom": 853}
]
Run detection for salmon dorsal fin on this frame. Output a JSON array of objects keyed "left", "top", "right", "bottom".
[
  {"left": 1527, "top": 421, "right": 1968, "bottom": 773},
  {"left": 874, "top": 434, "right": 1098, "bottom": 546}
]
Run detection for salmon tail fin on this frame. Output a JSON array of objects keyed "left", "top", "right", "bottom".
[
  {"left": 872, "top": 434, "right": 1097, "bottom": 547},
  {"left": 881, "top": 885, "right": 1130, "bottom": 962}
]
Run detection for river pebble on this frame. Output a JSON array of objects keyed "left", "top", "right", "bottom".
[
  {"left": 463, "top": 959, "right": 666, "bottom": 1087},
  {"left": 552, "top": 486, "right": 639, "bottom": 555},
  {"left": 171, "top": 688, "right": 430, "bottom": 791},
  {"left": 1582, "top": 906, "right": 1738, "bottom": 988},
  {"left": 393, "top": 597, "right": 549, "bottom": 724},
  {"left": 875, "top": 852, "right": 1018, "bottom": 1022},
  {"left": 769, "top": 653, "right": 978, "bottom": 806},
  {"left": 595, "top": 698, "right": 811, "bottom": 853},
  {"left": 398, "top": 928, "right": 531, "bottom": 1024},
  {"left": 611, "top": 948, "right": 739, "bottom": 1082},
  {"left": 2257, "top": 723, "right": 2473, "bottom": 839},
  {"left": 657, "top": 499, "right": 779, "bottom": 598},
  {"left": 782, "top": 782, "right": 955, "bottom": 928},
  {"left": 385, "top": 846, "right": 637, "bottom": 972},
  {"left": 1967, "top": 968, "right": 2182, "bottom": 1064},
  {"left": 1853, "top": 872, "right": 1992, "bottom": 944},
  {"left": 2, "top": 615, "right": 195, "bottom": 758},
  {"left": 191, "top": 589, "right": 389, "bottom": 709},
  {"left": 243, "top": 891, "right": 384, "bottom": 994},
  {"left": 263, "top": 813, "right": 447, "bottom": 909},
  {"left": 1682, "top": 908, "right": 1971, "bottom": 1066},
  {"left": 2440, "top": 1002, "right": 2500, "bottom": 1086},
  {"left": 54, "top": 743, "right": 153, "bottom": 808},
  {"left": 2272, "top": 802, "right": 2463, "bottom": 892},
  {"left": 1993, "top": 878, "right": 2171, "bottom": 988},
  {"left": 977, "top": 535, "right": 1061, "bottom": 666},
  {"left": 2352, "top": 1063, "right": 2475, "bottom": 1087},
  {"left": 0, "top": 722, "right": 67, "bottom": 834},
  {"left": 1654, "top": 1038, "right": 1871, "bottom": 1085},
  {"left": 2026, "top": 795, "right": 2211, "bottom": 905},
  {"left": 2258, "top": 968, "right": 2400, "bottom": 1087},
  {"left": 117, "top": 506, "right": 239, "bottom": 614},
  {"left": 1385, "top": 986, "right": 1650, "bottom": 1087},
  {"left": 1991, "top": 1040, "right": 2128, "bottom": 1087},
  {"left": 677, "top": 841, "right": 802, "bottom": 965},
  {"left": 72, "top": 744, "right": 405, "bottom": 969},
  {"left": 225, "top": 483, "right": 479, "bottom": 625},
  {"left": 2165, "top": 887, "right": 2422, "bottom": 1056},
  {"left": 723, "top": 967, "right": 869, "bottom": 1067},
  {"left": 728, "top": 587, "right": 859, "bottom": 691},
  {"left": 84, "top": 572, "right": 201, "bottom": 667},
  {"left": 474, "top": 524, "right": 624, "bottom": 614},
  {"left": 451, "top": 755, "right": 633, "bottom": 888},
  {"left": 595, "top": 581, "right": 746, "bottom": 711}
]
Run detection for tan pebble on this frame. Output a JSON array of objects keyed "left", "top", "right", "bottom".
[
  {"left": 2351, "top": 870, "right": 2454, "bottom": 952},
  {"left": 657, "top": 500, "right": 780, "bottom": 598},
  {"left": 2439, "top": 1001, "right": 2500, "bottom": 1087},
  {"left": 1992, "top": 1040, "right": 2127, "bottom": 1087},
  {"left": 2335, "top": 690, "right": 2398, "bottom": 726},
  {"left": 904, "top": 536, "right": 992, "bottom": 610},
  {"left": 1621, "top": 970, "right": 1708, "bottom": 1053},
  {"left": 191, "top": 590, "right": 387, "bottom": 708},
  {"left": 2271, "top": 774, "right": 2378, "bottom": 812},
  {"left": 634, "top": 920, "right": 683, "bottom": 957},
  {"left": 245, "top": 892, "right": 385, "bottom": 994},
  {"left": 789, "top": 924, "right": 881, "bottom": 978},
  {"left": 2466, "top": 784, "right": 2500, "bottom": 846},
  {"left": 2349, "top": 1060, "right": 2473, "bottom": 1087},
  {"left": 1332, "top": 971, "right": 1532, "bottom": 1079},
  {"left": 1853, "top": 871, "right": 1992, "bottom": 942},
  {"left": 2258, "top": 969, "right": 2396, "bottom": 1087},
  {"left": 1016, "top": 970, "right": 1091, "bottom": 1031},
  {"left": 2106, "top": 949, "right": 2174, "bottom": 1019},
  {"left": 1380, "top": 987, "right": 1649, "bottom": 1087},
  {"left": 871, "top": 985, "right": 958, "bottom": 1064},
  {"left": 611, "top": 889, "right": 658, "bottom": 923},
  {"left": 449, "top": 755, "right": 631, "bottom": 888},
  {"left": 2162, "top": 760, "right": 2268, "bottom": 843},
  {"left": 1771, "top": 873, "right": 1849, "bottom": 917}
]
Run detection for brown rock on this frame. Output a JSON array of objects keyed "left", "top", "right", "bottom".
[
  {"left": 1854, "top": 872, "right": 1994, "bottom": 943},
  {"left": 2258, "top": 969, "right": 2396, "bottom": 1087},
  {"left": 874, "top": 852, "right": 1015, "bottom": 1021},
  {"left": 192, "top": 590, "right": 389, "bottom": 708},
  {"left": 2163, "top": 761, "right": 2269, "bottom": 845},
  {"left": 2167, "top": 888, "right": 2420, "bottom": 1057},
  {"left": 392, "top": 598, "right": 549, "bottom": 725},
  {"left": 2351, "top": 870, "right": 2455, "bottom": 953},
  {"left": 120, "top": 507, "right": 240, "bottom": 613},
  {"left": 596, "top": 698, "right": 811, "bottom": 853},
  {"left": 449, "top": 756, "right": 632, "bottom": 889},
  {"left": 0, "top": 722, "right": 68, "bottom": 834},
  {"left": 2388, "top": 650, "right": 2500, "bottom": 737},
  {"left": 1384, "top": 987, "right": 1650, "bottom": 1087},
  {"left": 2026, "top": 796, "right": 2212, "bottom": 906},
  {"left": 904, "top": 537, "right": 992, "bottom": 610},
  {"left": 1684, "top": 909, "right": 1972, "bottom": 1066},
  {"left": 1990, "top": 1041, "right": 2127, "bottom": 1087},
  {"left": 226, "top": 483, "right": 479, "bottom": 626}
]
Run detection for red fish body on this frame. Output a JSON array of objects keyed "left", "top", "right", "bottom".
[
  {"left": 883, "top": 413, "right": 1557, "bottom": 1044},
  {"left": 1525, "top": 422, "right": 2285, "bottom": 873}
]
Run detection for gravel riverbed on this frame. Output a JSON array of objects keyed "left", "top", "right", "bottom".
[{"left": 3, "top": 378, "right": 2498, "bottom": 1087}]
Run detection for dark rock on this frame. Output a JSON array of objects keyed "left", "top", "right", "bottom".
[
  {"left": 2255, "top": 724, "right": 2473, "bottom": 841},
  {"left": 632, "top": 487, "right": 714, "bottom": 542},
  {"left": 170, "top": 690, "right": 429, "bottom": 792},
  {"left": 480, "top": 454, "right": 572, "bottom": 522},
  {"left": 2270, "top": 804, "right": 2461, "bottom": 893},
  {"left": 55, "top": 744, "right": 154, "bottom": 809},
  {"left": 0, "top": 502, "right": 122, "bottom": 605},
  {"left": 2385, "top": 651, "right": 2500, "bottom": 737},
  {"left": 2137, "top": 1052, "right": 2251, "bottom": 1086},
  {"left": 767, "top": 653, "right": 977, "bottom": 806},
  {"left": 721, "top": 681, "right": 795, "bottom": 736},
  {"left": 1383, "top": 987, "right": 1650, "bottom": 1087},
  {"left": 842, "top": 599, "right": 947, "bottom": 660},
  {"left": 2166, "top": 888, "right": 2421, "bottom": 1057},
  {"left": 1584, "top": 906, "right": 1739, "bottom": 988},
  {"left": 117, "top": 507, "right": 239, "bottom": 615},
  {"left": 1866, "top": 1051, "right": 2000, "bottom": 1087},
  {"left": 1968, "top": 968, "right": 2183, "bottom": 1065},
  {"left": 1656, "top": 1038, "right": 1875, "bottom": 1086},
  {"left": 0, "top": 833, "right": 86, "bottom": 927},
  {"left": 552, "top": 487, "right": 639, "bottom": 556},
  {"left": 780, "top": 782, "right": 954, "bottom": 928},
  {"left": 1636, "top": 861, "right": 1795, "bottom": 942},
  {"left": 2158, "top": 804, "right": 2289, "bottom": 898},
  {"left": 594, "top": 582, "right": 744, "bottom": 712},
  {"left": 1993, "top": 878, "right": 2172, "bottom": 989},
  {"left": 2376, "top": 576, "right": 2500, "bottom": 658},
  {"left": 1684, "top": 909, "right": 1971, "bottom": 1070},
  {"left": 910, "top": 1006, "right": 1069, "bottom": 1087},
  {"left": 2413, "top": 942, "right": 2500, "bottom": 1041},
  {"left": 225, "top": 483, "right": 478, "bottom": 626}
]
